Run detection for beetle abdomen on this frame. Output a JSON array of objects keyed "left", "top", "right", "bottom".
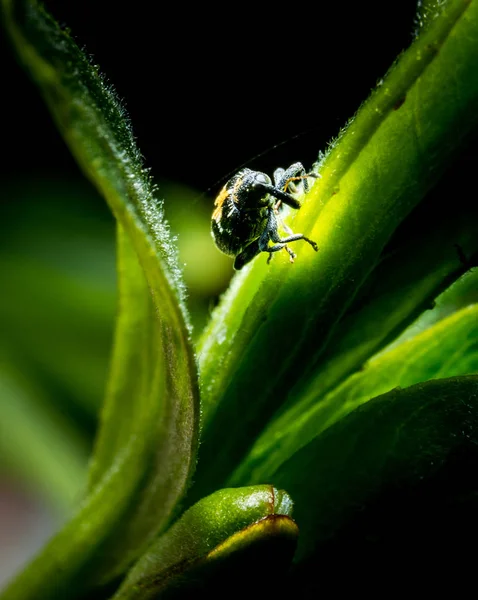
[
  {"left": 211, "top": 208, "right": 265, "bottom": 255},
  {"left": 211, "top": 187, "right": 267, "bottom": 257}
]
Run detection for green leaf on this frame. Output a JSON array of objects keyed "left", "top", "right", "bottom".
[
  {"left": 253, "top": 197, "right": 478, "bottom": 436},
  {"left": 270, "top": 375, "right": 478, "bottom": 566},
  {"left": 387, "top": 266, "right": 478, "bottom": 349},
  {"left": 416, "top": 0, "right": 450, "bottom": 32},
  {"left": 192, "top": 0, "right": 478, "bottom": 501},
  {"left": 111, "top": 486, "right": 298, "bottom": 599},
  {"left": 82, "top": 227, "right": 199, "bottom": 587},
  {"left": 232, "top": 303, "right": 478, "bottom": 484},
  {"left": 1, "top": 1, "right": 199, "bottom": 598}
]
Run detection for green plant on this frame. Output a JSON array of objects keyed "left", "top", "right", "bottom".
[{"left": 2, "top": 0, "right": 478, "bottom": 597}]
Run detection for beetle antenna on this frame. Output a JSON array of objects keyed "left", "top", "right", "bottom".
[{"left": 204, "top": 126, "right": 322, "bottom": 197}]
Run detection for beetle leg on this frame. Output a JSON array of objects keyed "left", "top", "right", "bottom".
[
  {"left": 233, "top": 239, "right": 262, "bottom": 270},
  {"left": 273, "top": 162, "right": 305, "bottom": 189},
  {"left": 266, "top": 246, "right": 295, "bottom": 264},
  {"left": 266, "top": 208, "right": 318, "bottom": 251},
  {"left": 275, "top": 162, "right": 319, "bottom": 194},
  {"left": 270, "top": 233, "right": 319, "bottom": 253},
  {"left": 258, "top": 211, "right": 295, "bottom": 264},
  {"left": 284, "top": 245, "right": 296, "bottom": 263},
  {"left": 253, "top": 181, "right": 301, "bottom": 209},
  {"left": 274, "top": 207, "right": 293, "bottom": 235},
  {"left": 266, "top": 207, "right": 318, "bottom": 257}
]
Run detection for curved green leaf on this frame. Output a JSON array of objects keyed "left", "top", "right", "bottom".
[
  {"left": 1, "top": 1, "right": 199, "bottom": 597},
  {"left": 387, "top": 266, "right": 478, "bottom": 349},
  {"left": 112, "top": 486, "right": 298, "bottom": 599},
  {"left": 270, "top": 375, "right": 478, "bottom": 563},
  {"left": 232, "top": 303, "right": 478, "bottom": 484},
  {"left": 252, "top": 198, "right": 478, "bottom": 436},
  {"left": 83, "top": 227, "right": 199, "bottom": 587},
  {"left": 416, "top": 0, "right": 449, "bottom": 32},
  {"left": 192, "top": 0, "right": 478, "bottom": 501}
]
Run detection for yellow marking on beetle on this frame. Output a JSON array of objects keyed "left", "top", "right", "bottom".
[
  {"left": 212, "top": 186, "right": 228, "bottom": 222},
  {"left": 231, "top": 173, "right": 246, "bottom": 205}
]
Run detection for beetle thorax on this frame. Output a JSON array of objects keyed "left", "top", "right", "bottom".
[{"left": 232, "top": 168, "right": 272, "bottom": 211}]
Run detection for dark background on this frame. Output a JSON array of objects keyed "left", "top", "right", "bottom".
[{"left": 2, "top": 1, "right": 420, "bottom": 195}]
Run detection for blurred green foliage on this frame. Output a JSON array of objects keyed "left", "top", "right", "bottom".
[{"left": 0, "top": 175, "right": 230, "bottom": 514}]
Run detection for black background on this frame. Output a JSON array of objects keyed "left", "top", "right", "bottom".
[{"left": 1, "top": 1, "right": 420, "bottom": 197}]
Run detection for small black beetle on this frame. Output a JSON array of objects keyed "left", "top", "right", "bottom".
[{"left": 211, "top": 162, "right": 318, "bottom": 270}]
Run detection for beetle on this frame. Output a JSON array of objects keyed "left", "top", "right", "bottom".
[{"left": 211, "top": 162, "right": 318, "bottom": 270}]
